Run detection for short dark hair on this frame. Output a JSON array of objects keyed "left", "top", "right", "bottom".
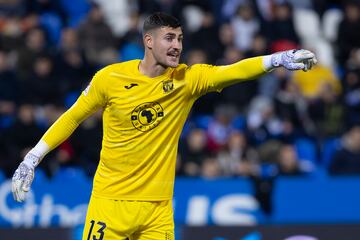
[{"left": 143, "top": 12, "right": 181, "bottom": 34}]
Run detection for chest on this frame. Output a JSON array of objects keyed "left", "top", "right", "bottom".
[{"left": 103, "top": 76, "right": 188, "bottom": 131}]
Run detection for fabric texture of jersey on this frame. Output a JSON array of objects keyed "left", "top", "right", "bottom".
[
  {"left": 42, "top": 57, "right": 266, "bottom": 200},
  {"left": 83, "top": 196, "right": 174, "bottom": 240}
]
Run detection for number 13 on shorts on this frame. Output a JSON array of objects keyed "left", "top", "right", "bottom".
[{"left": 86, "top": 220, "right": 107, "bottom": 240}]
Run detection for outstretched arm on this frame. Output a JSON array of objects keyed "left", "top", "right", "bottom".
[
  {"left": 212, "top": 49, "right": 317, "bottom": 90},
  {"left": 12, "top": 69, "right": 107, "bottom": 202}
]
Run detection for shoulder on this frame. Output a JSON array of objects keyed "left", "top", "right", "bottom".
[
  {"left": 99, "top": 60, "right": 140, "bottom": 74},
  {"left": 92, "top": 60, "right": 141, "bottom": 82},
  {"left": 172, "top": 63, "right": 214, "bottom": 79}
]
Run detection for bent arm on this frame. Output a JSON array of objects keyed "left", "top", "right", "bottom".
[
  {"left": 41, "top": 97, "right": 101, "bottom": 151},
  {"left": 26, "top": 69, "right": 107, "bottom": 166}
]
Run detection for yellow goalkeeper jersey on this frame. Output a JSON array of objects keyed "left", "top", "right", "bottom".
[{"left": 42, "top": 57, "right": 266, "bottom": 200}]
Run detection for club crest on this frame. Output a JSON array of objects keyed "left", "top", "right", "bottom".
[{"left": 163, "top": 80, "right": 174, "bottom": 93}]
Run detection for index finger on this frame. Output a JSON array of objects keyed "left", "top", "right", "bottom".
[{"left": 294, "top": 50, "right": 315, "bottom": 61}]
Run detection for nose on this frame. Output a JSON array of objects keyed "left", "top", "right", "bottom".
[{"left": 173, "top": 39, "right": 182, "bottom": 50}]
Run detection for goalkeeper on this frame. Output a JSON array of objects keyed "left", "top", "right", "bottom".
[{"left": 12, "top": 12, "right": 317, "bottom": 240}]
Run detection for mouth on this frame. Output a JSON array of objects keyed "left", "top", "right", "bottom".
[{"left": 167, "top": 51, "right": 179, "bottom": 59}]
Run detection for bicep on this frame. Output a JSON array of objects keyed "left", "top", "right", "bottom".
[
  {"left": 187, "top": 57, "right": 267, "bottom": 96},
  {"left": 208, "top": 57, "right": 267, "bottom": 90}
]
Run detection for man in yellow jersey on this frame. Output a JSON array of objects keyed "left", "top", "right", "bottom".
[{"left": 11, "top": 12, "right": 317, "bottom": 240}]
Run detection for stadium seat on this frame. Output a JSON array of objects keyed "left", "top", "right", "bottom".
[
  {"left": 322, "top": 8, "right": 343, "bottom": 42},
  {"left": 295, "top": 138, "right": 317, "bottom": 164},
  {"left": 194, "top": 114, "right": 213, "bottom": 129},
  {"left": 321, "top": 137, "right": 341, "bottom": 168},
  {"left": 59, "top": 0, "right": 91, "bottom": 27},
  {"left": 40, "top": 12, "right": 63, "bottom": 44},
  {"left": 232, "top": 115, "right": 246, "bottom": 130},
  {"left": 0, "top": 115, "right": 14, "bottom": 129},
  {"left": 120, "top": 43, "right": 144, "bottom": 61},
  {"left": 64, "top": 91, "right": 81, "bottom": 109}
]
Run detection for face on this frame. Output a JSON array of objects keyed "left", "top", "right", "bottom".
[{"left": 145, "top": 26, "right": 183, "bottom": 68}]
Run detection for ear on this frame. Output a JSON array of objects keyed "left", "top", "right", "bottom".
[{"left": 144, "top": 33, "right": 153, "bottom": 49}]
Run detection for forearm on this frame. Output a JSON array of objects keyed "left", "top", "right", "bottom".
[
  {"left": 24, "top": 109, "right": 82, "bottom": 166},
  {"left": 42, "top": 109, "right": 82, "bottom": 150},
  {"left": 28, "top": 97, "right": 101, "bottom": 165},
  {"left": 210, "top": 56, "right": 268, "bottom": 90},
  {"left": 209, "top": 49, "right": 317, "bottom": 91}
]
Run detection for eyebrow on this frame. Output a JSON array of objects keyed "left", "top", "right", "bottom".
[{"left": 165, "top": 33, "right": 183, "bottom": 38}]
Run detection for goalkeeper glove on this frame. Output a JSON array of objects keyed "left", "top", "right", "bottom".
[
  {"left": 270, "top": 49, "right": 317, "bottom": 72},
  {"left": 12, "top": 152, "right": 41, "bottom": 202}
]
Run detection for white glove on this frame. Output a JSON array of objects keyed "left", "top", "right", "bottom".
[
  {"left": 12, "top": 152, "right": 40, "bottom": 202},
  {"left": 271, "top": 49, "right": 317, "bottom": 72}
]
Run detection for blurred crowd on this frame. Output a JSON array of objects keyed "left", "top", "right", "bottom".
[{"left": 0, "top": 0, "right": 359, "bottom": 181}]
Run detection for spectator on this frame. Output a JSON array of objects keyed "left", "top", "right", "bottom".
[
  {"left": 71, "top": 111, "right": 103, "bottom": 176},
  {"left": 308, "top": 82, "right": 344, "bottom": 139},
  {"left": 207, "top": 104, "right": 238, "bottom": 152},
  {"left": 257, "top": 65, "right": 284, "bottom": 99},
  {"left": 217, "top": 130, "right": 258, "bottom": 176},
  {"left": 22, "top": 55, "right": 60, "bottom": 105},
  {"left": 329, "top": 125, "right": 360, "bottom": 175},
  {"left": 77, "top": 4, "right": 118, "bottom": 67},
  {"left": 2, "top": 104, "right": 43, "bottom": 176},
  {"left": 56, "top": 49, "right": 90, "bottom": 97},
  {"left": 190, "top": 11, "right": 222, "bottom": 63},
  {"left": 336, "top": 2, "right": 360, "bottom": 65},
  {"left": 217, "top": 23, "right": 236, "bottom": 59},
  {"left": 0, "top": 50, "right": 18, "bottom": 103},
  {"left": 16, "top": 27, "right": 50, "bottom": 80},
  {"left": 217, "top": 45, "right": 244, "bottom": 65},
  {"left": 343, "top": 70, "right": 360, "bottom": 127},
  {"left": 58, "top": 27, "right": 80, "bottom": 52},
  {"left": 0, "top": 14, "right": 38, "bottom": 51},
  {"left": 185, "top": 48, "right": 208, "bottom": 65},
  {"left": 245, "top": 33, "right": 269, "bottom": 58},
  {"left": 257, "top": 139, "right": 282, "bottom": 166},
  {"left": 0, "top": 0, "right": 26, "bottom": 16},
  {"left": 220, "top": 47, "right": 257, "bottom": 108},
  {"left": 275, "top": 72, "right": 315, "bottom": 138},
  {"left": 179, "top": 128, "right": 208, "bottom": 176},
  {"left": 246, "top": 96, "right": 284, "bottom": 145},
  {"left": 277, "top": 143, "right": 305, "bottom": 176},
  {"left": 222, "top": 0, "right": 249, "bottom": 20},
  {"left": 119, "top": 12, "right": 144, "bottom": 61},
  {"left": 231, "top": 4, "right": 260, "bottom": 51},
  {"left": 262, "top": 2, "right": 300, "bottom": 52},
  {"left": 201, "top": 154, "right": 222, "bottom": 179},
  {"left": 25, "top": 0, "right": 66, "bottom": 22},
  {"left": 291, "top": 62, "right": 342, "bottom": 100}
]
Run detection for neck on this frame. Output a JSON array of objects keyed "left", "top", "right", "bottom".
[{"left": 139, "top": 53, "right": 168, "bottom": 78}]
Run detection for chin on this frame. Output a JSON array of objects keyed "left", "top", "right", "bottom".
[
  {"left": 166, "top": 60, "right": 180, "bottom": 68},
  {"left": 168, "top": 62, "right": 179, "bottom": 68}
]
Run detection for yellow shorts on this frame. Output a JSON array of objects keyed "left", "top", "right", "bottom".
[{"left": 82, "top": 196, "right": 174, "bottom": 240}]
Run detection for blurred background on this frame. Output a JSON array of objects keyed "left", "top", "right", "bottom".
[{"left": 0, "top": 0, "right": 359, "bottom": 239}]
